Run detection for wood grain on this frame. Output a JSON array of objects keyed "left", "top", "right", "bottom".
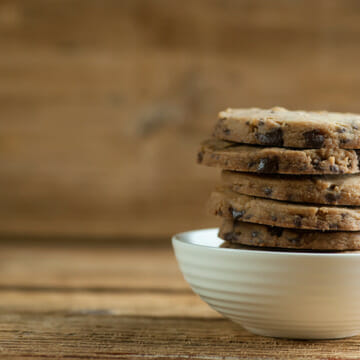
[
  {"left": 2, "top": 0, "right": 360, "bottom": 238},
  {"left": 1, "top": 242, "right": 360, "bottom": 359},
  {"left": 3, "top": 313, "right": 360, "bottom": 360}
]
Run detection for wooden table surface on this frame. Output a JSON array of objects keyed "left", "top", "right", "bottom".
[{"left": 1, "top": 241, "right": 360, "bottom": 359}]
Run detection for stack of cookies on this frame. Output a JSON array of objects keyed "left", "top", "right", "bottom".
[{"left": 197, "top": 107, "right": 360, "bottom": 251}]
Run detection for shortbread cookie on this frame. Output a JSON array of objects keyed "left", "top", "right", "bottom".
[
  {"left": 214, "top": 107, "right": 360, "bottom": 149},
  {"left": 222, "top": 170, "right": 360, "bottom": 206},
  {"left": 219, "top": 219, "right": 360, "bottom": 250},
  {"left": 208, "top": 187, "right": 360, "bottom": 231},
  {"left": 197, "top": 139, "right": 360, "bottom": 175}
]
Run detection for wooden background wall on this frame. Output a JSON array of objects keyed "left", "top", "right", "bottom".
[{"left": 1, "top": 0, "right": 360, "bottom": 240}]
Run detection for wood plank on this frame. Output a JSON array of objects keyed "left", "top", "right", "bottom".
[
  {"left": 0, "top": 292, "right": 215, "bottom": 317},
  {"left": 1, "top": 313, "right": 360, "bottom": 359},
  {"left": 0, "top": 244, "right": 187, "bottom": 289},
  {"left": 2, "top": 1, "right": 360, "bottom": 238},
  {"left": 3, "top": 0, "right": 360, "bottom": 52}
]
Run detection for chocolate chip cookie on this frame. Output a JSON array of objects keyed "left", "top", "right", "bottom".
[
  {"left": 214, "top": 107, "right": 360, "bottom": 149},
  {"left": 209, "top": 187, "right": 360, "bottom": 231},
  {"left": 219, "top": 219, "right": 360, "bottom": 250},
  {"left": 198, "top": 139, "right": 360, "bottom": 175},
  {"left": 222, "top": 170, "right": 360, "bottom": 206}
]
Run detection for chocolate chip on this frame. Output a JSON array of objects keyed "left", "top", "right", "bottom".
[
  {"left": 245, "top": 121, "right": 250, "bottom": 125},
  {"left": 251, "top": 231, "right": 259, "bottom": 238},
  {"left": 340, "top": 138, "right": 350, "bottom": 145},
  {"left": 325, "top": 192, "right": 340, "bottom": 203},
  {"left": 264, "top": 187, "right": 273, "bottom": 195},
  {"left": 223, "top": 127, "right": 231, "bottom": 135},
  {"left": 267, "top": 226, "right": 283, "bottom": 237},
  {"left": 257, "top": 157, "right": 279, "bottom": 173},
  {"left": 271, "top": 216, "right": 277, "bottom": 222},
  {"left": 312, "top": 158, "right": 322, "bottom": 170},
  {"left": 288, "top": 236, "right": 302, "bottom": 246},
  {"left": 352, "top": 123, "right": 359, "bottom": 130},
  {"left": 328, "top": 184, "right": 337, "bottom": 190},
  {"left": 197, "top": 152, "right": 204, "bottom": 163},
  {"left": 337, "top": 127, "right": 346, "bottom": 133},
  {"left": 355, "top": 150, "right": 360, "bottom": 167},
  {"left": 230, "top": 208, "right": 245, "bottom": 220},
  {"left": 258, "top": 119, "right": 264, "bottom": 126},
  {"left": 293, "top": 215, "right": 302, "bottom": 227},
  {"left": 223, "top": 232, "right": 236, "bottom": 242},
  {"left": 341, "top": 213, "right": 348, "bottom": 219},
  {"left": 329, "top": 164, "right": 339, "bottom": 172},
  {"left": 303, "top": 130, "right": 325, "bottom": 148},
  {"left": 255, "top": 128, "right": 283, "bottom": 146}
]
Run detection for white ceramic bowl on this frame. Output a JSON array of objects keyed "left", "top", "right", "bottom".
[{"left": 172, "top": 228, "right": 360, "bottom": 339}]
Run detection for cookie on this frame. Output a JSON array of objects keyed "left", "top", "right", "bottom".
[
  {"left": 222, "top": 170, "right": 360, "bottom": 206},
  {"left": 214, "top": 107, "right": 360, "bottom": 149},
  {"left": 219, "top": 219, "right": 360, "bottom": 250},
  {"left": 208, "top": 187, "right": 360, "bottom": 231},
  {"left": 197, "top": 139, "right": 360, "bottom": 175}
]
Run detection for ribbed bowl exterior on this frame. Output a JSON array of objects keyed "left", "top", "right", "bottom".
[{"left": 172, "top": 229, "right": 360, "bottom": 339}]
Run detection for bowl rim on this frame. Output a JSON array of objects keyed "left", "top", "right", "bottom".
[{"left": 172, "top": 228, "right": 360, "bottom": 257}]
